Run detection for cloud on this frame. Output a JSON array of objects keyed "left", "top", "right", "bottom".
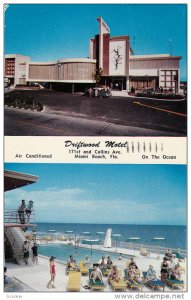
[{"left": 4, "top": 188, "right": 186, "bottom": 225}]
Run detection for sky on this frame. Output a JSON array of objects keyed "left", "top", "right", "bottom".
[
  {"left": 4, "top": 163, "right": 187, "bottom": 225},
  {"left": 4, "top": 4, "right": 187, "bottom": 80}
]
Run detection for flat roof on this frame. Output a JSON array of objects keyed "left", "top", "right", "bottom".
[
  {"left": 29, "top": 58, "right": 96, "bottom": 65},
  {"left": 130, "top": 54, "right": 182, "bottom": 60},
  {"left": 4, "top": 170, "right": 38, "bottom": 192}
]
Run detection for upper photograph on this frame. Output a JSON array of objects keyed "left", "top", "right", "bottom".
[{"left": 4, "top": 4, "right": 187, "bottom": 136}]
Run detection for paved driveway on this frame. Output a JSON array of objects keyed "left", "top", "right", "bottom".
[{"left": 4, "top": 89, "right": 187, "bottom": 136}]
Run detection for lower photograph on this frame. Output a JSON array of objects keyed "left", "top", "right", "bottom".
[{"left": 4, "top": 163, "right": 187, "bottom": 292}]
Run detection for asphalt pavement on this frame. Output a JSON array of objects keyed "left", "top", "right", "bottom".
[{"left": 4, "top": 89, "right": 187, "bottom": 136}]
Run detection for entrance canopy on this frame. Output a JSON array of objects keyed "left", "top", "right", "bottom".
[{"left": 4, "top": 170, "right": 38, "bottom": 192}]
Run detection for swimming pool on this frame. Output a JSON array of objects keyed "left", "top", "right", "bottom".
[{"left": 38, "top": 243, "right": 131, "bottom": 262}]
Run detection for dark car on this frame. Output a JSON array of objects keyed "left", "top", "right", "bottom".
[
  {"left": 84, "top": 87, "right": 111, "bottom": 98},
  {"left": 93, "top": 87, "right": 111, "bottom": 98},
  {"left": 143, "top": 88, "right": 155, "bottom": 95}
]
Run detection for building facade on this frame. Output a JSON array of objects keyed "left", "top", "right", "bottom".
[
  {"left": 90, "top": 17, "right": 181, "bottom": 93},
  {"left": 4, "top": 54, "right": 30, "bottom": 86},
  {"left": 4, "top": 17, "right": 182, "bottom": 93}
]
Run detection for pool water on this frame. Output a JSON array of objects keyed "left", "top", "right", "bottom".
[{"left": 38, "top": 243, "right": 130, "bottom": 263}]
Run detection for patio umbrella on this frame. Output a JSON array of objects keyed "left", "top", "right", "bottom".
[
  {"left": 104, "top": 228, "right": 112, "bottom": 248},
  {"left": 81, "top": 239, "right": 100, "bottom": 255},
  {"left": 65, "top": 230, "right": 74, "bottom": 239},
  {"left": 112, "top": 233, "right": 121, "bottom": 252}
]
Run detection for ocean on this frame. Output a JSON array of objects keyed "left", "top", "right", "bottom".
[{"left": 33, "top": 223, "right": 186, "bottom": 250}]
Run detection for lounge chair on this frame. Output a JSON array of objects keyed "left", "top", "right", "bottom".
[
  {"left": 78, "top": 261, "right": 89, "bottom": 275},
  {"left": 178, "top": 265, "right": 185, "bottom": 274},
  {"left": 125, "top": 264, "right": 141, "bottom": 278},
  {"left": 89, "top": 268, "right": 105, "bottom": 291},
  {"left": 65, "top": 264, "right": 79, "bottom": 274},
  {"left": 172, "top": 252, "right": 185, "bottom": 262},
  {"left": 140, "top": 248, "right": 150, "bottom": 256},
  {"left": 101, "top": 267, "right": 111, "bottom": 277},
  {"left": 124, "top": 269, "right": 143, "bottom": 291},
  {"left": 166, "top": 279, "right": 184, "bottom": 290},
  {"left": 67, "top": 271, "right": 81, "bottom": 292},
  {"left": 109, "top": 270, "right": 127, "bottom": 291},
  {"left": 142, "top": 272, "right": 165, "bottom": 292}
]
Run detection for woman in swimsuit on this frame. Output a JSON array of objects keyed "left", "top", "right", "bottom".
[
  {"left": 47, "top": 256, "right": 56, "bottom": 288},
  {"left": 109, "top": 265, "right": 120, "bottom": 282},
  {"left": 160, "top": 257, "right": 169, "bottom": 282}
]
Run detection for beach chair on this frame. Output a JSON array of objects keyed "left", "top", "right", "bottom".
[
  {"left": 124, "top": 270, "right": 143, "bottom": 291},
  {"left": 67, "top": 271, "right": 81, "bottom": 292},
  {"left": 172, "top": 252, "right": 185, "bottom": 262},
  {"left": 58, "top": 236, "right": 67, "bottom": 241},
  {"left": 140, "top": 248, "right": 150, "bottom": 256},
  {"left": 78, "top": 261, "right": 89, "bottom": 275},
  {"left": 101, "top": 267, "right": 111, "bottom": 277},
  {"left": 89, "top": 268, "right": 105, "bottom": 291},
  {"left": 178, "top": 265, "right": 185, "bottom": 274},
  {"left": 125, "top": 264, "right": 141, "bottom": 278},
  {"left": 166, "top": 279, "right": 184, "bottom": 290},
  {"left": 65, "top": 263, "right": 79, "bottom": 274},
  {"left": 109, "top": 270, "right": 127, "bottom": 291},
  {"left": 142, "top": 272, "right": 165, "bottom": 292}
]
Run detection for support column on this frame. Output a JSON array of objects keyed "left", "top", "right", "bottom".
[
  {"left": 126, "top": 78, "right": 129, "bottom": 92},
  {"left": 49, "top": 83, "right": 52, "bottom": 91},
  {"left": 72, "top": 83, "right": 75, "bottom": 94}
]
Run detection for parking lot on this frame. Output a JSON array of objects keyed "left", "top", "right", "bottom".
[{"left": 4, "top": 89, "right": 187, "bottom": 136}]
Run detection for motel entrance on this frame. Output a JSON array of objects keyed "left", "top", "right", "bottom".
[{"left": 101, "top": 76, "right": 127, "bottom": 91}]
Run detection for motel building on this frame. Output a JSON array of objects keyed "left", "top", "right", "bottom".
[{"left": 4, "top": 17, "right": 181, "bottom": 94}]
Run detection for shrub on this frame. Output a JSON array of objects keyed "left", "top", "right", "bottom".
[
  {"left": 4, "top": 95, "right": 43, "bottom": 111},
  {"left": 131, "top": 87, "right": 135, "bottom": 93}
]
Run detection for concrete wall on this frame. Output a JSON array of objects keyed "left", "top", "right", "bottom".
[
  {"left": 28, "top": 60, "right": 96, "bottom": 82},
  {"left": 109, "top": 40, "right": 126, "bottom": 76},
  {"left": 129, "top": 57, "right": 180, "bottom": 76}
]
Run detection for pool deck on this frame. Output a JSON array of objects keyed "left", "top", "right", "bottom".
[{"left": 5, "top": 243, "right": 187, "bottom": 292}]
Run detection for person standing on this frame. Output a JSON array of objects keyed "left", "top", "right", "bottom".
[
  {"left": 160, "top": 257, "right": 169, "bottom": 282},
  {"left": 25, "top": 200, "right": 33, "bottom": 223},
  {"left": 31, "top": 242, "right": 38, "bottom": 265},
  {"left": 22, "top": 241, "right": 30, "bottom": 265},
  {"left": 18, "top": 200, "right": 26, "bottom": 224},
  {"left": 47, "top": 256, "right": 56, "bottom": 288}
]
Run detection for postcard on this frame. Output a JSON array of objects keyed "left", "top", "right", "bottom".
[{"left": 2, "top": 2, "right": 188, "bottom": 300}]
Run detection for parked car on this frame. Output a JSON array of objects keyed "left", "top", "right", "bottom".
[
  {"left": 93, "top": 87, "right": 111, "bottom": 98},
  {"left": 143, "top": 88, "right": 155, "bottom": 95},
  {"left": 84, "top": 87, "right": 111, "bottom": 98}
]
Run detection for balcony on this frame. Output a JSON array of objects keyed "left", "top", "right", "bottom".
[{"left": 4, "top": 209, "right": 36, "bottom": 228}]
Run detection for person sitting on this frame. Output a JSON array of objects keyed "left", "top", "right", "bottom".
[
  {"left": 170, "top": 265, "right": 181, "bottom": 280},
  {"left": 99, "top": 256, "right": 107, "bottom": 269},
  {"left": 165, "top": 249, "right": 173, "bottom": 260},
  {"left": 171, "top": 254, "right": 179, "bottom": 268},
  {"left": 128, "top": 258, "right": 138, "bottom": 270},
  {"left": 145, "top": 265, "right": 157, "bottom": 282},
  {"left": 67, "top": 255, "right": 79, "bottom": 271},
  {"left": 118, "top": 253, "right": 122, "bottom": 260},
  {"left": 106, "top": 256, "right": 113, "bottom": 269},
  {"left": 108, "top": 265, "right": 120, "bottom": 282},
  {"left": 90, "top": 266, "right": 103, "bottom": 283},
  {"left": 83, "top": 255, "right": 91, "bottom": 268},
  {"left": 125, "top": 265, "right": 139, "bottom": 283}
]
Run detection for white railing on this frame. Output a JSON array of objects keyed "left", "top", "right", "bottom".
[{"left": 4, "top": 209, "right": 35, "bottom": 225}]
